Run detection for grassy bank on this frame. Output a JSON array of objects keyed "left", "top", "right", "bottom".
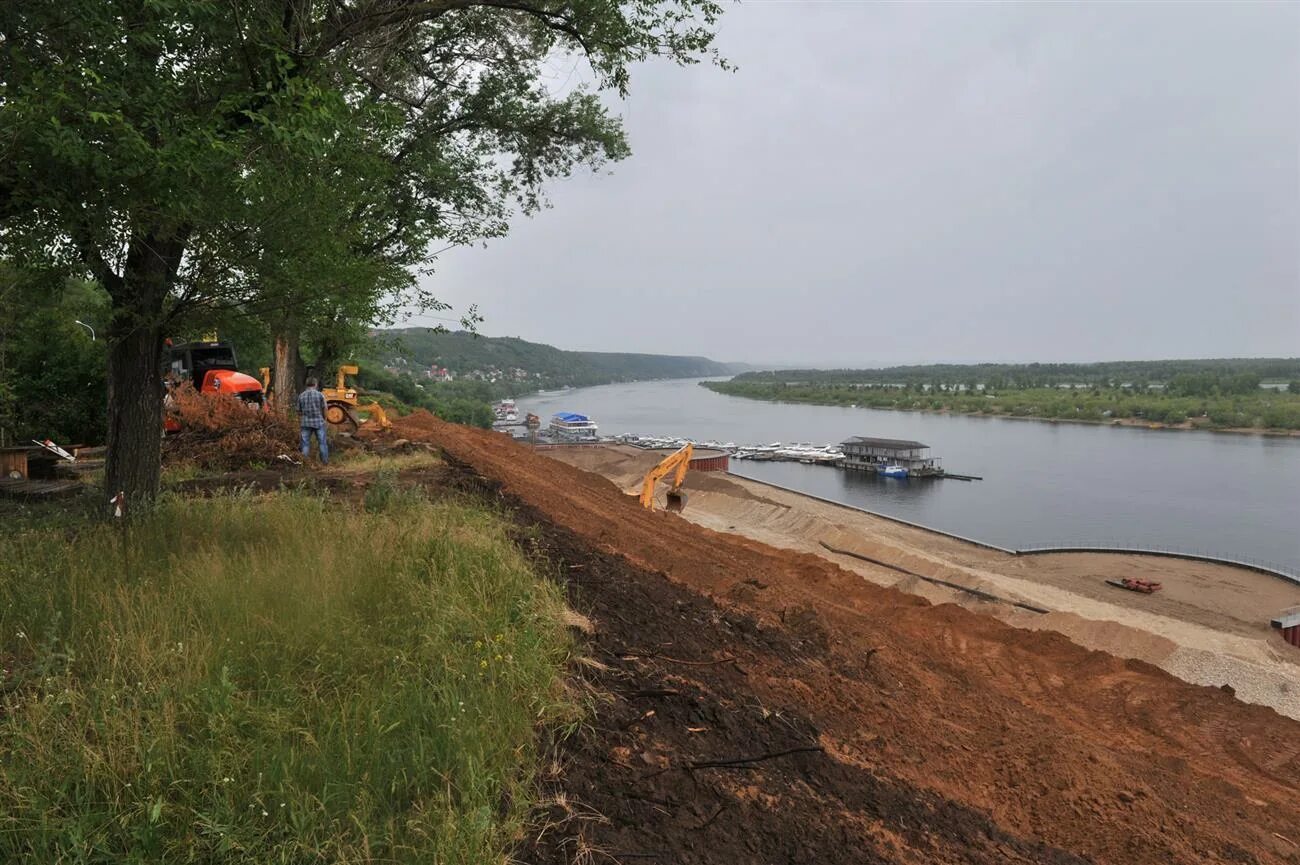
[
  {"left": 703, "top": 379, "right": 1300, "bottom": 432},
  {"left": 0, "top": 482, "right": 574, "bottom": 863}
]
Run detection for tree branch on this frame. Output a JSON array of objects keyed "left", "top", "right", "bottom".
[{"left": 319, "top": 0, "right": 605, "bottom": 63}]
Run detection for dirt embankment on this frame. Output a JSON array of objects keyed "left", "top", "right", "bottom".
[
  {"left": 380, "top": 413, "right": 1300, "bottom": 865},
  {"left": 554, "top": 444, "right": 1300, "bottom": 720}
]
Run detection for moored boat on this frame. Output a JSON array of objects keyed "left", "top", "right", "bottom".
[
  {"left": 493, "top": 399, "right": 519, "bottom": 423},
  {"left": 549, "top": 411, "right": 600, "bottom": 441}
]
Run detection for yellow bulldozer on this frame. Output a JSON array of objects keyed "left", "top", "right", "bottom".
[
  {"left": 632, "top": 443, "right": 693, "bottom": 513},
  {"left": 257, "top": 363, "right": 391, "bottom": 430},
  {"left": 322, "top": 365, "right": 391, "bottom": 431}
]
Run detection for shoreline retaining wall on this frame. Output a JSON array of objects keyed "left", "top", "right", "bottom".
[{"left": 727, "top": 472, "right": 1300, "bottom": 588}]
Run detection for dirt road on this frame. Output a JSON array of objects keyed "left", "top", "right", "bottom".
[{"left": 382, "top": 414, "right": 1300, "bottom": 864}]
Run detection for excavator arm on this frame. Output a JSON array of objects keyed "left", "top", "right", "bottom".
[{"left": 637, "top": 443, "right": 693, "bottom": 512}]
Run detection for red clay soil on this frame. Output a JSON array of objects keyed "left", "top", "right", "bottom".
[{"left": 382, "top": 413, "right": 1300, "bottom": 865}]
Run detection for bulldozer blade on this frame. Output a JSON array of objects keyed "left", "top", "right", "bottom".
[
  {"left": 337, "top": 404, "right": 361, "bottom": 432},
  {"left": 665, "top": 490, "right": 687, "bottom": 513}
]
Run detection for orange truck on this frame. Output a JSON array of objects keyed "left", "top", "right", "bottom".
[{"left": 163, "top": 340, "right": 265, "bottom": 431}]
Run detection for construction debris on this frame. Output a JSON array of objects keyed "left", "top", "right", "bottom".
[{"left": 162, "top": 385, "right": 300, "bottom": 471}]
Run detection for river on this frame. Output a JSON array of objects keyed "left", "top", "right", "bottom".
[{"left": 517, "top": 378, "right": 1300, "bottom": 574}]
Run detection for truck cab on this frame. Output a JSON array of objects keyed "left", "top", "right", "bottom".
[{"left": 164, "top": 341, "right": 265, "bottom": 406}]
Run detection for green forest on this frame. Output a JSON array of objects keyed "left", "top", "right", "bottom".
[
  {"left": 0, "top": 282, "right": 743, "bottom": 445},
  {"left": 371, "top": 328, "right": 741, "bottom": 387},
  {"left": 706, "top": 359, "right": 1300, "bottom": 431},
  {"left": 317, "top": 329, "right": 742, "bottom": 428},
  {"left": 730, "top": 358, "right": 1300, "bottom": 389}
]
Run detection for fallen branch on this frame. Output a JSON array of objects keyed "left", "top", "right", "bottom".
[
  {"left": 693, "top": 803, "right": 728, "bottom": 830},
  {"left": 688, "top": 745, "right": 825, "bottom": 771},
  {"left": 625, "top": 688, "right": 682, "bottom": 698},
  {"left": 617, "top": 651, "right": 738, "bottom": 667}
]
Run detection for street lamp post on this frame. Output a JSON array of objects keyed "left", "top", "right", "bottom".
[{"left": 74, "top": 320, "right": 96, "bottom": 341}]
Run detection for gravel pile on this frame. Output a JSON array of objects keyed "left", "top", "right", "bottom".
[{"left": 1163, "top": 646, "right": 1300, "bottom": 720}]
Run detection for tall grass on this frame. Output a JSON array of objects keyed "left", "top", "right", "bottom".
[{"left": 0, "top": 486, "right": 574, "bottom": 863}]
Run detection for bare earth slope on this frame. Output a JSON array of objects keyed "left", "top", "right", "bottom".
[
  {"left": 548, "top": 445, "right": 1300, "bottom": 721},
  {"left": 380, "top": 414, "right": 1300, "bottom": 864}
]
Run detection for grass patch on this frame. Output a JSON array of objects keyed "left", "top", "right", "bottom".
[
  {"left": 161, "top": 462, "right": 206, "bottom": 485},
  {"left": 335, "top": 450, "right": 442, "bottom": 474},
  {"left": 0, "top": 484, "right": 574, "bottom": 863}
]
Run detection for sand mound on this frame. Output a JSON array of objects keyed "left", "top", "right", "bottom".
[
  {"left": 891, "top": 574, "right": 963, "bottom": 606},
  {"left": 1024, "top": 611, "right": 1180, "bottom": 666}
]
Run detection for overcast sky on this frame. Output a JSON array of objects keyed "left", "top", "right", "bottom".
[{"left": 408, "top": 1, "right": 1299, "bottom": 367}]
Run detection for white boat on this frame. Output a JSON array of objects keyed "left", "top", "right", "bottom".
[{"left": 880, "top": 464, "right": 909, "bottom": 478}]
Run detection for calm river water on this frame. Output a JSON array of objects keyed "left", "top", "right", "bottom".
[{"left": 518, "top": 378, "right": 1300, "bottom": 573}]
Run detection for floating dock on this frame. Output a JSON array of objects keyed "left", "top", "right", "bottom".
[
  {"left": 611, "top": 433, "right": 978, "bottom": 478},
  {"left": 840, "top": 436, "right": 943, "bottom": 476}
]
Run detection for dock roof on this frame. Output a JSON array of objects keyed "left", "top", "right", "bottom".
[
  {"left": 1272, "top": 607, "right": 1300, "bottom": 630},
  {"left": 841, "top": 436, "right": 929, "bottom": 450}
]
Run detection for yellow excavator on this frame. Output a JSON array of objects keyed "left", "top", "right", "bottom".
[
  {"left": 633, "top": 443, "right": 693, "bottom": 513},
  {"left": 322, "top": 365, "right": 392, "bottom": 431}
]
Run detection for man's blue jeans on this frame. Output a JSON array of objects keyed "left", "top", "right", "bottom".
[{"left": 300, "top": 424, "right": 328, "bottom": 464}]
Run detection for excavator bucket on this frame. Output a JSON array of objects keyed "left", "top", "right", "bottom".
[{"left": 665, "top": 488, "right": 687, "bottom": 513}]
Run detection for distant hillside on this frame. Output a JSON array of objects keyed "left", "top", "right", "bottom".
[
  {"left": 369, "top": 329, "right": 743, "bottom": 389},
  {"left": 732, "top": 358, "right": 1300, "bottom": 388}
]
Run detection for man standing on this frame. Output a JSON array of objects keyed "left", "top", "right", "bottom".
[{"left": 297, "top": 378, "right": 329, "bottom": 465}]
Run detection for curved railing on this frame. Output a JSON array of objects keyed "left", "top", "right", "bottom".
[{"left": 1014, "top": 544, "right": 1299, "bottom": 586}]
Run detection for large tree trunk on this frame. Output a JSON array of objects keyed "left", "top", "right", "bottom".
[
  {"left": 270, "top": 323, "right": 306, "bottom": 415},
  {"left": 103, "top": 230, "right": 187, "bottom": 514},
  {"left": 104, "top": 315, "right": 164, "bottom": 510}
]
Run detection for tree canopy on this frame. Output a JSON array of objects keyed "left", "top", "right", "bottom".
[{"left": 0, "top": 0, "right": 725, "bottom": 508}]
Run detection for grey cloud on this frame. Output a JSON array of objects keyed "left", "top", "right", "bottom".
[{"left": 416, "top": 1, "right": 1299, "bottom": 365}]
